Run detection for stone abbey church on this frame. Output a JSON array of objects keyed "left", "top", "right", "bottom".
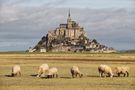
[
  {"left": 48, "top": 11, "right": 85, "bottom": 40},
  {"left": 28, "top": 11, "right": 116, "bottom": 53}
]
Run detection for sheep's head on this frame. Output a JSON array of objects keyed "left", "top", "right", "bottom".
[
  {"left": 110, "top": 73, "right": 114, "bottom": 78},
  {"left": 79, "top": 73, "right": 83, "bottom": 78},
  {"left": 37, "top": 74, "right": 40, "bottom": 77}
]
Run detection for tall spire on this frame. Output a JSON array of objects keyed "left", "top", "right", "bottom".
[
  {"left": 67, "top": 9, "right": 71, "bottom": 22},
  {"left": 68, "top": 9, "right": 71, "bottom": 18}
]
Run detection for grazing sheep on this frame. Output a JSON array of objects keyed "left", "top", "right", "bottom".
[
  {"left": 47, "top": 67, "right": 58, "bottom": 78},
  {"left": 11, "top": 65, "right": 21, "bottom": 77},
  {"left": 37, "top": 64, "right": 49, "bottom": 77},
  {"left": 113, "top": 66, "right": 129, "bottom": 77},
  {"left": 98, "top": 64, "right": 113, "bottom": 78},
  {"left": 71, "top": 66, "right": 83, "bottom": 78}
]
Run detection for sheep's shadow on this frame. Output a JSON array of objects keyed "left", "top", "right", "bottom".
[
  {"left": 31, "top": 75, "right": 56, "bottom": 79},
  {"left": 87, "top": 75, "right": 123, "bottom": 78},
  {"left": 40, "top": 77, "right": 55, "bottom": 79},
  {"left": 60, "top": 76, "right": 72, "bottom": 79},
  {"left": 87, "top": 75, "right": 99, "bottom": 77},
  {"left": 40, "top": 76, "right": 72, "bottom": 79},
  {"left": 30, "top": 74, "right": 38, "bottom": 77},
  {"left": 5, "top": 74, "right": 13, "bottom": 77},
  {"left": 113, "top": 75, "right": 119, "bottom": 77}
]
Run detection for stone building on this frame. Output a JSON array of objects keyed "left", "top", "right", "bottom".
[
  {"left": 40, "top": 47, "right": 46, "bottom": 52},
  {"left": 48, "top": 10, "right": 86, "bottom": 41},
  {"left": 27, "top": 47, "right": 36, "bottom": 52}
]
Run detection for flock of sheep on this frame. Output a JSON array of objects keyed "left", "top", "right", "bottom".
[
  {"left": 98, "top": 64, "right": 129, "bottom": 77},
  {"left": 11, "top": 64, "right": 129, "bottom": 78}
]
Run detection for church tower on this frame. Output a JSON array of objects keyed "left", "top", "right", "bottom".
[
  {"left": 67, "top": 9, "right": 71, "bottom": 22},
  {"left": 67, "top": 9, "right": 72, "bottom": 28}
]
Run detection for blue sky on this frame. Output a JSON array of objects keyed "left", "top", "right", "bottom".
[{"left": 0, "top": 0, "right": 135, "bottom": 51}]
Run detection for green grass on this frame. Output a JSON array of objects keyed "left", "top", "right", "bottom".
[{"left": 0, "top": 53, "right": 135, "bottom": 90}]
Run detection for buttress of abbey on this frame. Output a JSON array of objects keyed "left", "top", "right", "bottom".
[{"left": 48, "top": 10, "right": 86, "bottom": 40}]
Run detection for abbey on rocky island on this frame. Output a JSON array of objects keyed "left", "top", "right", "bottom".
[{"left": 28, "top": 10, "right": 116, "bottom": 53}]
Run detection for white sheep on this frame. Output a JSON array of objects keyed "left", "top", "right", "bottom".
[
  {"left": 37, "top": 64, "right": 49, "bottom": 77},
  {"left": 47, "top": 67, "right": 58, "bottom": 78},
  {"left": 70, "top": 66, "right": 83, "bottom": 78},
  {"left": 11, "top": 65, "right": 21, "bottom": 77},
  {"left": 113, "top": 66, "right": 129, "bottom": 77},
  {"left": 98, "top": 64, "right": 113, "bottom": 78}
]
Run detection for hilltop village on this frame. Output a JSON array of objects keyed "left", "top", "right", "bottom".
[{"left": 28, "top": 11, "right": 116, "bottom": 53}]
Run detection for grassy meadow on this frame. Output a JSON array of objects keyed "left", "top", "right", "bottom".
[{"left": 0, "top": 52, "right": 135, "bottom": 90}]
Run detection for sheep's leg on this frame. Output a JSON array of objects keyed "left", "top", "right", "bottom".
[
  {"left": 42, "top": 71, "right": 45, "bottom": 77},
  {"left": 17, "top": 72, "right": 19, "bottom": 76},
  {"left": 48, "top": 75, "right": 52, "bottom": 78},
  {"left": 17, "top": 71, "right": 21, "bottom": 76},
  {"left": 106, "top": 73, "right": 110, "bottom": 77},
  {"left": 79, "top": 74, "right": 81, "bottom": 78},
  {"left": 19, "top": 71, "right": 21, "bottom": 76},
  {"left": 108, "top": 73, "right": 110, "bottom": 77},
  {"left": 37, "top": 72, "right": 42, "bottom": 77},
  {"left": 49, "top": 75, "right": 52, "bottom": 78},
  {"left": 101, "top": 72, "right": 104, "bottom": 77},
  {"left": 72, "top": 74, "right": 75, "bottom": 78},
  {"left": 49, "top": 75, "right": 51, "bottom": 78},
  {"left": 37, "top": 69, "right": 43, "bottom": 77},
  {"left": 118, "top": 73, "right": 120, "bottom": 77},
  {"left": 71, "top": 71, "right": 75, "bottom": 78},
  {"left": 75, "top": 73, "right": 77, "bottom": 78},
  {"left": 99, "top": 72, "right": 102, "bottom": 77},
  {"left": 42, "top": 70, "right": 47, "bottom": 77},
  {"left": 52, "top": 74, "right": 55, "bottom": 78},
  {"left": 47, "top": 75, "right": 50, "bottom": 78},
  {"left": 126, "top": 71, "right": 129, "bottom": 77},
  {"left": 109, "top": 73, "right": 113, "bottom": 78},
  {"left": 11, "top": 73, "right": 14, "bottom": 77},
  {"left": 103, "top": 73, "right": 106, "bottom": 77},
  {"left": 123, "top": 73, "right": 126, "bottom": 77},
  {"left": 14, "top": 73, "right": 17, "bottom": 77},
  {"left": 56, "top": 74, "right": 58, "bottom": 78}
]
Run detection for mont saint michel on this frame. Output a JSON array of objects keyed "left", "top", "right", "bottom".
[{"left": 28, "top": 11, "right": 116, "bottom": 53}]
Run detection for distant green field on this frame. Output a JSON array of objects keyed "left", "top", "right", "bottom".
[{"left": 0, "top": 53, "right": 135, "bottom": 90}]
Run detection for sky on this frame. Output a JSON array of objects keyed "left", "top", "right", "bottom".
[{"left": 0, "top": 0, "right": 135, "bottom": 51}]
